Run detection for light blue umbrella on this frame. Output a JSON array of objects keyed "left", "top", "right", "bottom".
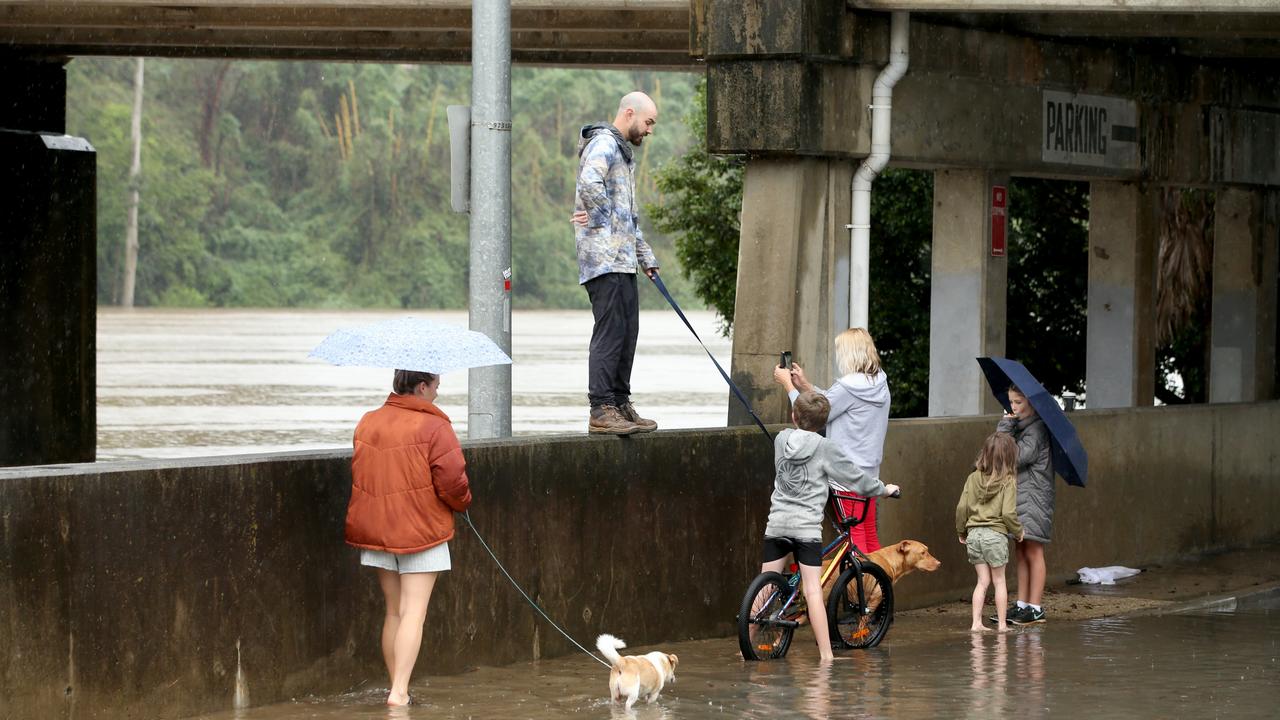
[{"left": 309, "top": 317, "right": 512, "bottom": 375}]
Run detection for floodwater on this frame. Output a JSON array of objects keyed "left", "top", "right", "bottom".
[
  {"left": 191, "top": 591, "right": 1279, "bottom": 719},
  {"left": 97, "top": 308, "right": 731, "bottom": 460}
]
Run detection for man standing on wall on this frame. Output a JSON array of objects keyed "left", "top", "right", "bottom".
[{"left": 571, "top": 91, "right": 660, "bottom": 435}]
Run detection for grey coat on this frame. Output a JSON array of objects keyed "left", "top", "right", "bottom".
[{"left": 997, "top": 414, "right": 1055, "bottom": 543}]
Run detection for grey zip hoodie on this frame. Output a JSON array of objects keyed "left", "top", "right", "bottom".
[{"left": 765, "top": 428, "right": 889, "bottom": 542}]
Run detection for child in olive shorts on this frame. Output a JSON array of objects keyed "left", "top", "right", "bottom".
[{"left": 956, "top": 432, "right": 1023, "bottom": 632}]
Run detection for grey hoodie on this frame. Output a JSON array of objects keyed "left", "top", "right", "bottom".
[{"left": 765, "top": 428, "right": 889, "bottom": 542}]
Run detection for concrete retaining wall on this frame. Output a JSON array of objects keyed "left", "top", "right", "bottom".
[{"left": 2, "top": 402, "right": 1277, "bottom": 719}]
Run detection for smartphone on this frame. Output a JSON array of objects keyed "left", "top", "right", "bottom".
[{"left": 780, "top": 350, "right": 792, "bottom": 369}]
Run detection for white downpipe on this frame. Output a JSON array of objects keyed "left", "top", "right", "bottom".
[{"left": 849, "top": 11, "right": 909, "bottom": 329}]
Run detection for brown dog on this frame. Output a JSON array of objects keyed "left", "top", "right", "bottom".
[
  {"left": 796, "top": 540, "right": 942, "bottom": 625},
  {"left": 854, "top": 539, "right": 943, "bottom": 613},
  {"left": 865, "top": 539, "right": 943, "bottom": 582},
  {"left": 596, "top": 634, "right": 678, "bottom": 710}
]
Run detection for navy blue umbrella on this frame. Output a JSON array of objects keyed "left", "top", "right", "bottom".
[{"left": 977, "top": 357, "right": 1088, "bottom": 488}]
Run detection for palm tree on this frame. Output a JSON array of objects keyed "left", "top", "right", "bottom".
[{"left": 1154, "top": 188, "right": 1214, "bottom": 404}]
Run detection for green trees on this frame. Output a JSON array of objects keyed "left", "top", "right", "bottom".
[
  {"left": 68, "top": 59, "right": 701, "bottom": 310},
  {"left": 646, "top": 81, "right": 744, "bottom": 334}
]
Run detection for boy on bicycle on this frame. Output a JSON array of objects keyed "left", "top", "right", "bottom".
[{"left": 760, "top": 391, "right": 900, "bottom": 661}]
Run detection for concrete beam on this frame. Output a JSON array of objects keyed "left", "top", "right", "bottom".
[
  {"left": 939, "top": 12, "right": 1280, "bottom": 40},
  {"left": 1086, "top": 181, "right": 1158, "bottom": 409},
  {"left": 851, "top": 0, "right": 1280, "bottom": 11},
  {"left": 0, "top": 27, "right": 692, "bottom": 66},
  {"left": 927, "top": 169, "right": 1008, "bottom": 417},
  {"left": 1209, "top": 189, "right": 1279, "bottom": 402},
  {"left": 704, "top": 14, "right": 1280, "bottom": 186},
  {"left": 0, "top": 0, "right": 695, "bottom": 66}
]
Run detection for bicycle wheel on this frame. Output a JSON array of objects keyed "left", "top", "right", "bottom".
[
  {"left": 737, "top": 571, "right": 796, "bottom": 661},
  {"left": 826, "top": 561, "right": 894, "bottom": 649}
]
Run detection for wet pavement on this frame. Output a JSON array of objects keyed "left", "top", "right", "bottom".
[{"left": 191, "top": 546, "right": 1280, "bottom": 719}]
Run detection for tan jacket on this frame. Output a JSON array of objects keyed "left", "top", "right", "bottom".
[
  {"left": 345, "top": 393, "right": 472, "bottom": 554},
  {"left": 954, "top": 470, "right": 1022, "bottom": 540}
]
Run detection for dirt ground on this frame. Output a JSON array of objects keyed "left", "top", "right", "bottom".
[{"left": 890, "top": 542, "right": 1280, "bottom": 640}]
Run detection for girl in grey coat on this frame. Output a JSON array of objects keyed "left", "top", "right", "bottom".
[{"left": 996, "top": 385, "right": 1055, "bottom": 625}]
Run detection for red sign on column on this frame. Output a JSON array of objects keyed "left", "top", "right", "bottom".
[{"left": 990, "top": 185, "right": 1007, "bottom": 257}]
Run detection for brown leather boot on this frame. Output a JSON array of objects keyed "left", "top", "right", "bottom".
[
  {"left": 589, "top": 405, "right": 640, "bottom": 435},
  {"left": 618, "top": 402, "right": 657, "bottom": 432}
]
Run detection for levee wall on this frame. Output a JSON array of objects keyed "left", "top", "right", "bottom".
[{"left": 1, "top": 402, "right": 1277, "bottom": 719}]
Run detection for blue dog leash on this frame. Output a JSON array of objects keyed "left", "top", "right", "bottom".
[{"left": 649, "top": 271, "right": 773, "bottom": 443}]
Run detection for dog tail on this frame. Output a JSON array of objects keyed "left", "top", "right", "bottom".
[{"left": 595, "top": 633, "right": 625, "bottom": 666}]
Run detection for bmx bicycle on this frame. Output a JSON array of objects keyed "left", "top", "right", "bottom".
[{"left": 737, "top": 488, "right": 897, "bottom": 660}]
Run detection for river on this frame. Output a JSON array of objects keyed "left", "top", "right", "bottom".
[{"left": 96, "top": 308, "right": 732, "bottom": 461}]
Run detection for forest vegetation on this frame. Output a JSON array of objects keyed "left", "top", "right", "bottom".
[{"left": 68, "top": 58, "right": 703, "bottom": 311}]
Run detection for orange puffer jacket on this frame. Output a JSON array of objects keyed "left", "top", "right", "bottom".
[{"left": 345, "top": 393, "right": 472, "bottom": 554}]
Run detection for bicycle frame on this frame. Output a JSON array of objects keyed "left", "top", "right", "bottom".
[{"left": 771, "top": 519, "right": 873, "bottom": 620}]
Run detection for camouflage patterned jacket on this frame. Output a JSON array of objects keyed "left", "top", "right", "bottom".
[{"left": 574, "top": 123, "right": 659, "bottom": 284}]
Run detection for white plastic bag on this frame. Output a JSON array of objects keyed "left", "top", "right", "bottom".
[{"left": 1076, "top": 566, "right": 1141, "bottom": 585}]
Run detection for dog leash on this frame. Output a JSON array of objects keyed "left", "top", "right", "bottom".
[
  {"left": 649, "top": 271, "right": 773, "bottom": 444},
  {"left": 463, "top": 270, "right": 774, "bottom": 670},
  {"left": 463, "top": 510, "right": 611, "bottom": 668}
]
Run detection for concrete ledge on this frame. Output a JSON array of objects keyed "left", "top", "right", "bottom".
[{"left": 2, "top": 402, "right": 1278, "bottom": 718}]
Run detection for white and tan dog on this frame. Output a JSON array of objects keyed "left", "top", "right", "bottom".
[{"left": 595, "top": 634, "right": 678, "bottom": 710}]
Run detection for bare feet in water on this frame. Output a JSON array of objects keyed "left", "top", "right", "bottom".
[{"left": 386, "top": 690, "right": 411, "bottom": 706}]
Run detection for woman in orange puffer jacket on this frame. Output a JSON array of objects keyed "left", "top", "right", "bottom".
[{"left": 345, "top": 369, "right": 472, "bottom": 707}]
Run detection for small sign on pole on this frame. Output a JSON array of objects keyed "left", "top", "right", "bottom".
[
  {"left": 447, "top": 105, "right": 471, "bottom": 213},
  {"left": 991, "top": 185, "right": 1007, "bottom": 257}
]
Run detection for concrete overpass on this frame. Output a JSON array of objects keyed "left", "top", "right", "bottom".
[
  {"left": 1, "top": 0, "right": 1279, "bottom": 465},
  {"left": 0, "top": 0, "right": 693, "bottom": 65},
  {"left": 696, "top": 1, "right": 1280, "bottom": 422}
]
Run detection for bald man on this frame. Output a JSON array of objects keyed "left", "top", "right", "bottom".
[{"left": 572, "top": 92, "right": 660, "bottom": 435}]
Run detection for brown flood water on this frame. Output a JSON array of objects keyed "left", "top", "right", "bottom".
[{"left": 191, "top": 591, "right": 1279, "bottom": 719}]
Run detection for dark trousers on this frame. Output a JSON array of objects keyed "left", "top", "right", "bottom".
[{"left": 585, "top": 272, "right": 639, "bottom": 408}]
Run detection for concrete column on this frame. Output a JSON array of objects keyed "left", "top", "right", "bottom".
[
  {"left": 1210, "top": 189, "right": 1279, "bottom": 403},
  {"left": 927, "top": 170, "right": 1008, "bottom": 417},
  {"left": 1086, "top": 181, "right": 1157, "bottom": 409},
  {"left": 728, "top": 157, "right": 853, "bottom": 426},
  {"left": 0, "top": 60, "right": 96, "bottom": 466}
]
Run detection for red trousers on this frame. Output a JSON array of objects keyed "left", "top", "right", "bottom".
[{"left": 849, "top": 496, "right": 881, "bottom": 552}]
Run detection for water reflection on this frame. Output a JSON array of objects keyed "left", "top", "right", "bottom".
[
  {"left": 798, "top": 661, "right": 832, "bottom": 719},
  {"left": 193, "top": 595, "right": 1280, "bottom": 719},
  {"left": 967, "top": 632, "right": 1009, "bottom": 718}
]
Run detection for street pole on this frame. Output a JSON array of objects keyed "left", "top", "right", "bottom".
[{"left": 467, "top": 0, "right": 512, "bottom": 439}]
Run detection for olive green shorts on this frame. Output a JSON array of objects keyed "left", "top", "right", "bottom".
[{"left": 965, "top": 527, "right": 1010, "bottom": 567}]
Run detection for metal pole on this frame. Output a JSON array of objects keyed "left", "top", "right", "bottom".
[{"left": 467, "top": 0, "right": 512, "bottom": 439}]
